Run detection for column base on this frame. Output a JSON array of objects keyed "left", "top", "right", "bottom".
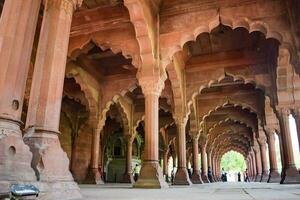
[
  {"left": 201, "top": 174, "right": 210, "bottom": 183},
  {"left": 190, "top": 170, "right": 203, "bottom": 184},
  {"left": 133, "top": 161, "right": 168, "bottom": 188},
  {"left": 173, "top": 167, "right": 192, "bottom": 185},
  {"left": 0, "top": 119, "right": 36, "bottom": 193},
  {"left": 261, "top": 172, "right": 269, "bottom": 182},
  {"left": 85, "top": 168, "right": 104, "bottom": 184},
  {"left": 121, "top": 173, "right": 134, "bottom": 183},
  {"left": 268, "top": 170, "right": 281, "bottom": 183},
  {"left": 281, "top": 166, "right": 300, "bottom": 184},
  {"left": 255, "top": 174, "right": 262, "bottom": 182},
  {"left": 24, "top": 128, "right": 82, "bottom": 198}
]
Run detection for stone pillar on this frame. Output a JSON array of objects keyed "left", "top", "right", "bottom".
[
  {"left": 251, "top": 151, "right": 257, "bottom": 181},
  {"left": 163, "top": 148, "right": 169, "bottom": 182},
  {"left": 292, "top": 109, "right": 300, "bottom": 152},
  {"left": 133, "top": 77, "right": 168, "bottom": 188},
  {"left": 201, "top": 143, "right": 210, "bottom": 183},
  {"left": 248, "top": 156, "right": 252, "bottom": 180},
  {"left": 190, "top": 136, "right": 203, "bottom": 184},
  {"left": 207, "top": 150, "right": 213, "bottom": 182},
  {"left": 266, "top": 131, "right": 281, "bottom": 183},
  {"left": 24, "top": 0, "right": 83, "bottom": 199},
  {"left": 172, "top": 153, "right": 177, "bottom": 169},
  {"left": 0, "top": 0, "right": 40, "bottom": 192},
  {"left": 258, "top": 137, "right": 269, "bottom": 182},
  {"left": 277, "top": 132, "right": 285, "bottom": 178},
  {"left": 86, "top": 128, "right": 103, "bottom": 184},
  {"left": 122, "top": 135, "right": 134, "bottom": 183},
  {"left": 212, "top": 155, "right": 217, "bottom": 181},
  {"left": 278, "top": 108, "right": 300, "bottom": 183},
  {"left": 173, "top": 118, "right": 192, "bottom": 185},
  {"left": 253, "top": 144, "right": 262, "bottom": 182}
]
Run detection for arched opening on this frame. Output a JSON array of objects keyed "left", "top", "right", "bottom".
[{"left": 220, "top": 151, "right": 246, "bottom": 182}]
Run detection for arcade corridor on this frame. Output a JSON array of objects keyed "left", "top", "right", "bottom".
[{"left": 1, "top": 0, "right": 300, "bottom": 199}]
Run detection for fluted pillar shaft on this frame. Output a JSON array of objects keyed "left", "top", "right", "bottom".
[
  {"left": 251, "top": 151, "right": 257, "bottom": 181},
  {"left": 266, "top": 131, "right": 281, "bottom": 182},
  {"left": 259, "top": 138, "right": 269, "bottom": 182},
  {"left": 201, "top": 144, "right": 210, "bottom": 183},
  {"left": 122, "top": 136, "right": 134, "bottom": 183},
  {"left": 190, "top": 136, "right": 202, "bottom": 184},
  {"left": 133, "top": 77, "right": 168, "bottom": 188},
  {"left": 86, "top": 128, "right": 104, "bottom": 184},
  {"left": 0, "top": 0, "right": 40, "bottom": 192},
  {"left": 278, "top": 108, "right": 300, "bottom": 183},
  {"left": 292, "top": 109, "right": 300, "bottom": 152},
  {"left": 24, "top": 1, "right": 83, "bottom": 199},
  {"left": 254, "top": 146, "right": 262, "bottom": 182},
  {"left": 173, "top": 119, "right": 192, "bottom": 185},
  {"left": 163, "top": 149, "right": 169, "bottom": 179}
]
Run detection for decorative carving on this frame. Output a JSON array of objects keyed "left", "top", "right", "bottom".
[
  {"left": 46, "top": 0, "right": 83, "bottom": 16},
  {"left": 139, "top": 76, "right": 165, "bottom": 96}
]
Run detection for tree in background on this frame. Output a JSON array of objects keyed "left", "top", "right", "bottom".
[{"left": 221, "top": 151, "right": 246, "bottom": 172}]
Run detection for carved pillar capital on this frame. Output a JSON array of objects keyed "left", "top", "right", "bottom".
[
  {"left": 257, "top": 136, "right": 267, "bottom": 147},
  {"left": 277, "top": 107, "right": 292, "bottom": 117},
  {"left": 46, "top": 0, "right": 83, "bottom": 14},
  {"left": 139, "top": 76, "right": 165, "bottom": 96}
]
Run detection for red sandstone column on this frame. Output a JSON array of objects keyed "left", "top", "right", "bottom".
[
  {"left": 133, "top": 77, "right": 168, "bottom": 188},
  {"left": 207, "top": 150, "right": 213, "bottom": 182},
  {"left": 277, "top": 132, "right": 285, "bottom": 178},
  {"left": 247, "top": 156, "right": 252, "bottom": 179},
  {"left": 258, "top": 137, "right": 269, "bottom": 182},
  {"left": 251, "top": 151, "right": 257, "bottom": 181},
  {"left": 266, "top": 130, "right": 281, "bottom": 183},
  {"left": 24, "top": 0, "right": 83, "bottom": 199},
  {"left": 212, "top": 155, "right": 217, "bottom": 181},
  {"left": 86, "top": 128, "right": 104, "bottom": 184},
  {"left": 0, "top": 0, "right": 40, "bottom": 192},
  {"left": 190, "top": 136, "right": 203, "bottom": 184},
  {"left": 163, "top": 148, "right": 169, "bottom": 182},
  {"left": 253, "top": 144, "right": 262, "bottom": 182},
  {"left": 278, "top": 108, "right": 300, "bottom": 183},
  {"left": 292, "top": 109, "right": 300, "bottom": 152},
  {"left": 201, "top": 143, "right": 210, "bottom": 183},
  {"left": 173, "top": 118, "right": 192, "bottom": 185},
  {"left": 122, "top": 135, "right": 134, "bottom": 183}
]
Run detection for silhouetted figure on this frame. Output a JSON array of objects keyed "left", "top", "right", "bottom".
[
  {"left": 238, "top": 172, "right": 241, "bottom": 182},
  {"left": 244, "top": 168, "right": 250, "bottom": 182},
  {"left": 188, "top": 168, "right": 192, "bottom": 179},
  {"left": 208, "top": 166, "right": 213, "bottom": 182},
  {"left": 171, "top": 169, "right": 175, "bottom": 183},
  {"left": 221, "top": 168, "right": 226, "bottom": 182},
  {"left": 133, "top": 164, "right": 139, "bottom": 181}
]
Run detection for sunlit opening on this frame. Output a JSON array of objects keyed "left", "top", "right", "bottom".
[{"left": 220, "top": 151, "right": 246, "bottom": 182}]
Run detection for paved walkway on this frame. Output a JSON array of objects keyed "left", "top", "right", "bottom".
[{"left": 80, "top": 182, "right": 300, "bottom": 200}]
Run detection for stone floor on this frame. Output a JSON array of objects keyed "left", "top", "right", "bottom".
[{"left": 80, "top": 182, "right": 300, "bottom": 200}]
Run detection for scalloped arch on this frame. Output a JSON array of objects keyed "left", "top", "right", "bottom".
[
  {"left": 68, "top": 36, "right": 140, "bottom": 69},
  {"left": 97, "top": 83, "right": 139, "bottom": 133},
  {"left": 65, "top": 71, "right": 98, "bottom": 125}
]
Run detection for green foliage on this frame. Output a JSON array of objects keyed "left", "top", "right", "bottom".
[{"left": 220, "top": 151, "right": 246, "bottom": 172}]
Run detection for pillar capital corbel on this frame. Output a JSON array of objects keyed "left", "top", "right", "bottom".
[
  {"left": 276, "top": 107, "right": 292, "bottom": 116},
  {"left": 174, "top": 115, "right": 188, "bottom": 127},
  {"left": 257, "top": 136, "right": 267, "bottom": 147},
  {"left": 46, "top": 0, "right": 83, "bottom": 15},
  {"left": 139, "top": 76, "right": 165, "bottom": 96}
]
